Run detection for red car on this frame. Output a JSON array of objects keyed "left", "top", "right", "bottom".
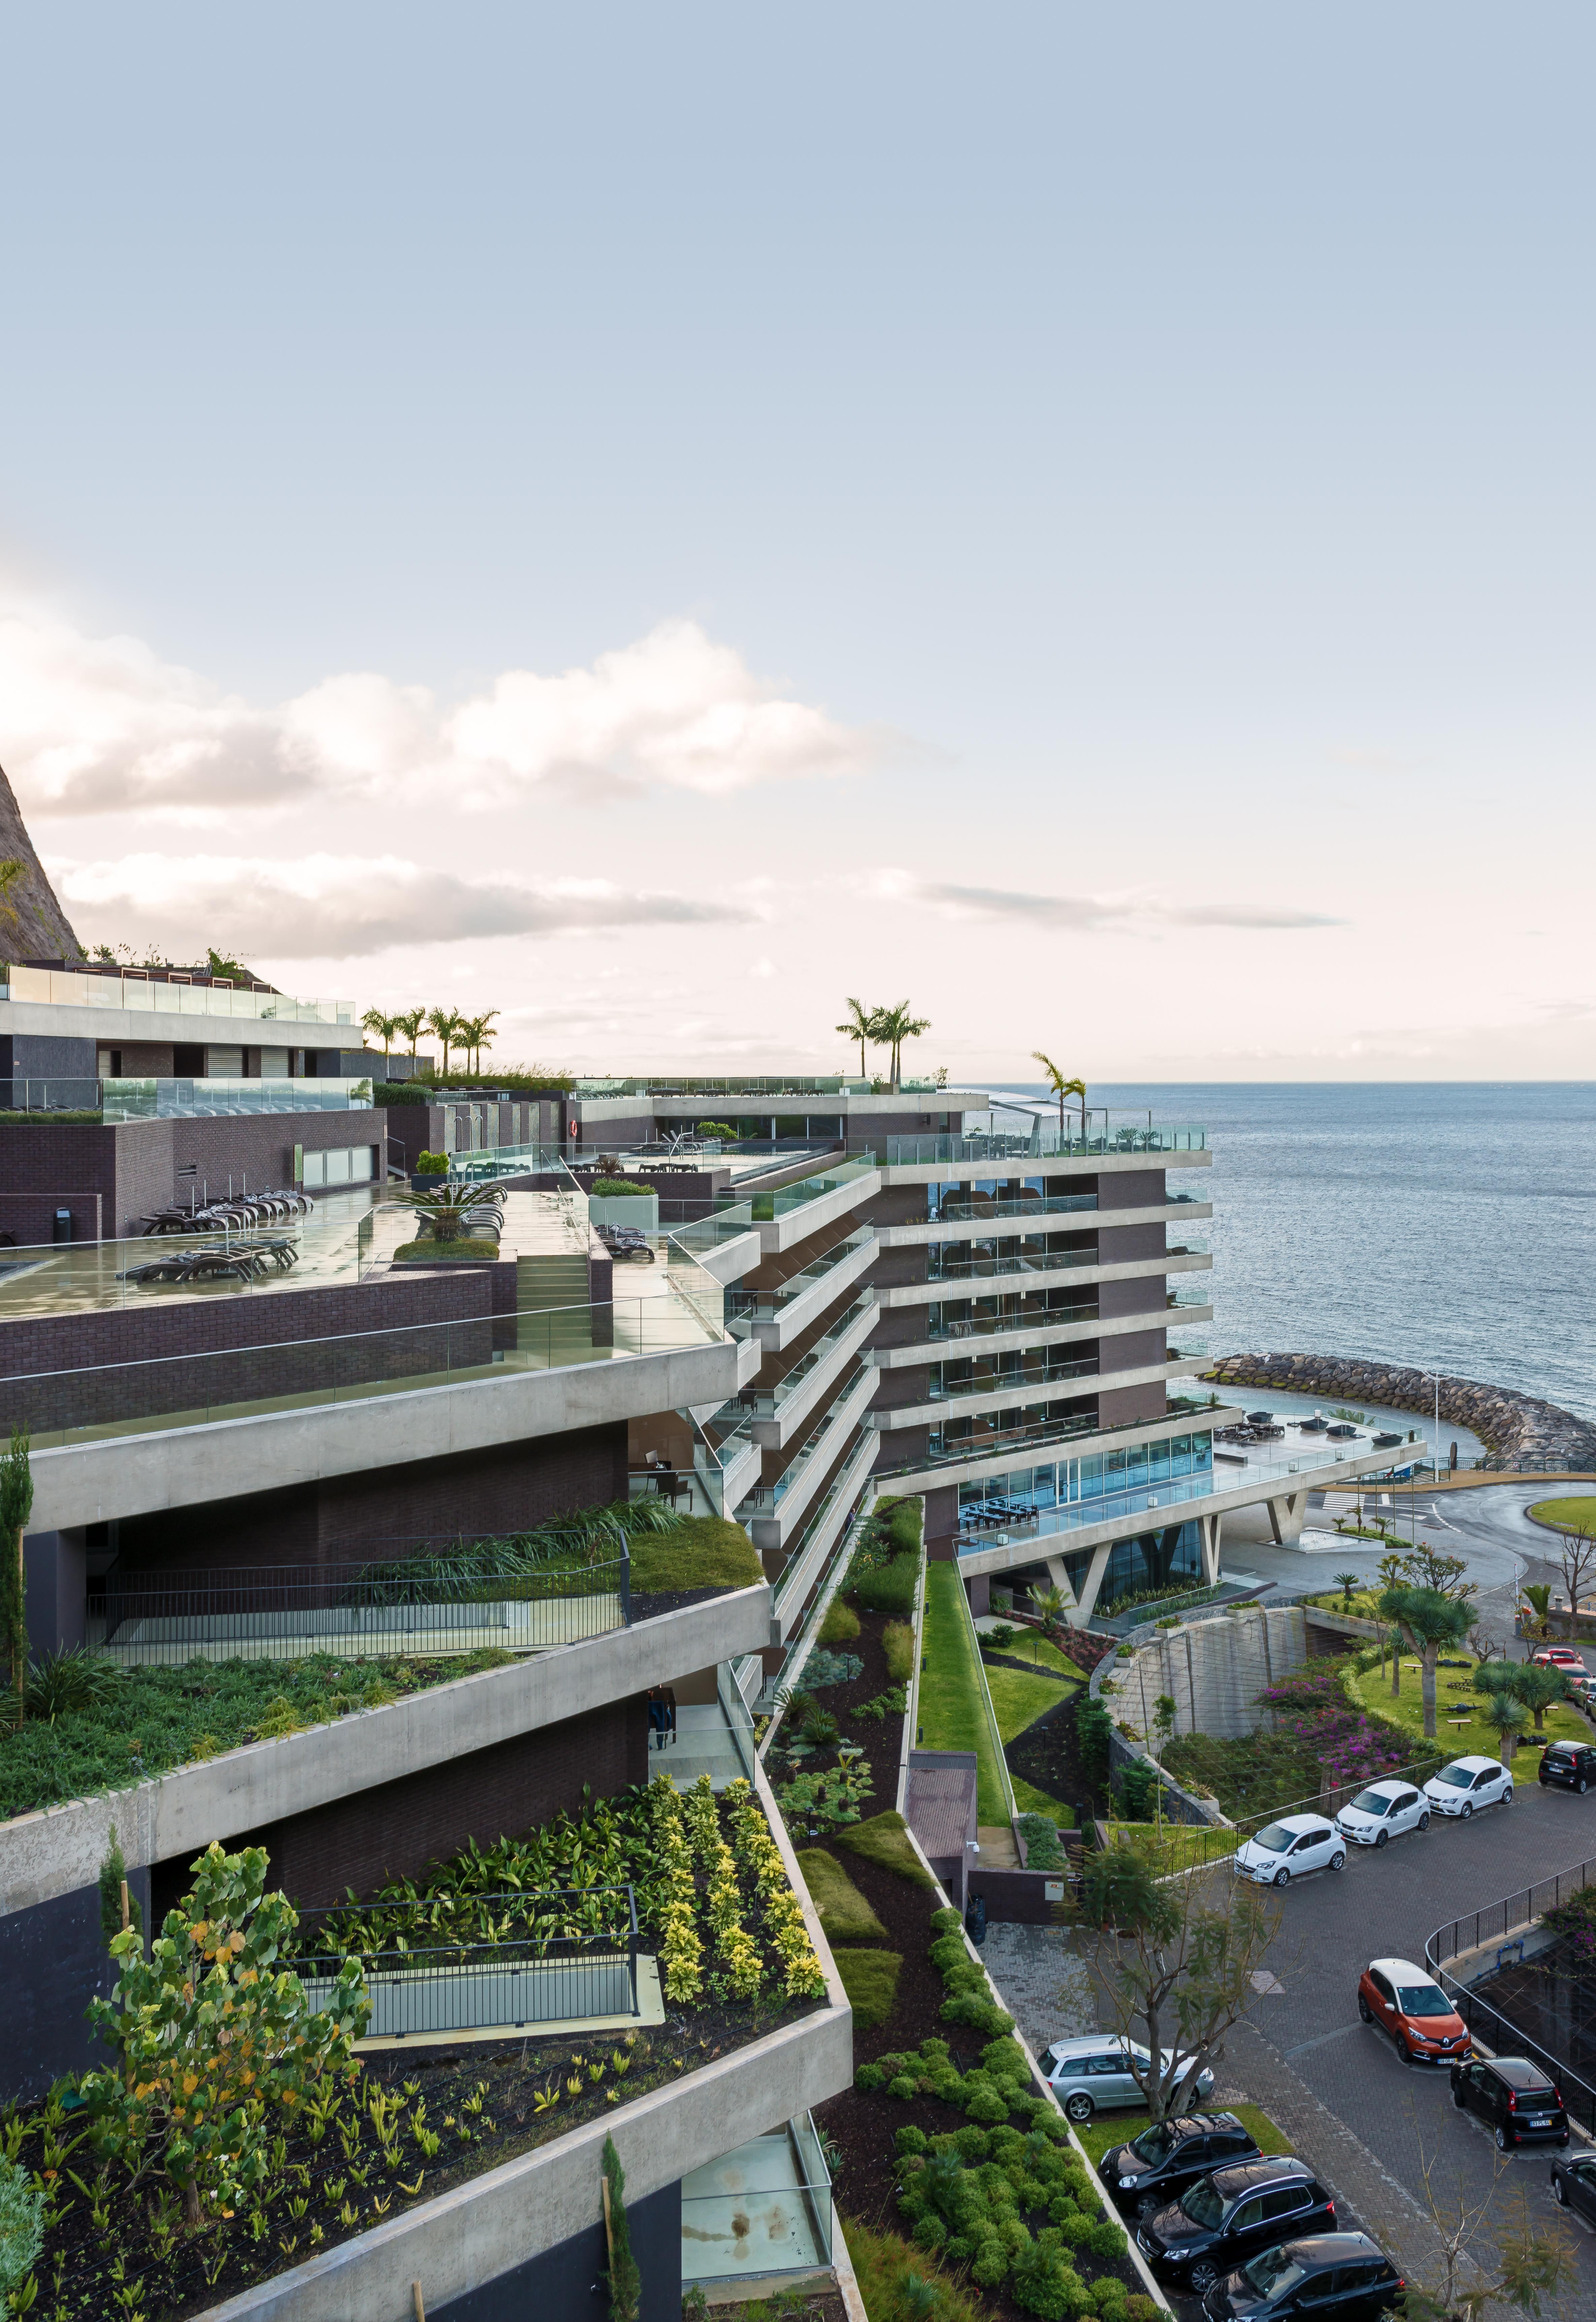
[
  {"left": 1358, "top": 1957, "right": 1471, "bottom": 2065},
  {"left": 1531, "top": 1647, "right": 1585, "bottom": 1671}
]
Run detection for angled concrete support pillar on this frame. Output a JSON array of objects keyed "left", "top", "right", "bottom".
[
  {"left": 1199, "top": 1513, "right": 1224, "bottom": 1586},
  {"left": 1266, "top": 1489, "right": 1311, "bottom": 1547}
]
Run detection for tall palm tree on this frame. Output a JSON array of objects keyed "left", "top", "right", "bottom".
[
  {"left": 424, "top": 1005, "right": 461, "bottom": 1076},
  {"left": 360, "top": 1007, "right": 399, "bottom": 1069},
  {"left": 835, "top": 997, "right": 877, "bottom": 1079},
  {"left": 393, "top": 1006, "right": 427, "bottom": 1069},
  {"left": 1032, "top": 1052, "right": 1087, "bottom": 1148},
  {"left": 470, "top": 1009, "right": 499, "bottom": 1077},
  {"left": 877, "top": 1000, "right": 931, "bottom": 1092}
]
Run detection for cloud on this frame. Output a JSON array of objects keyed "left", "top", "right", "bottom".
[
  {"left": 873, "top": 872, "right": 1340, "bottom": 933},
  {"left": 54, "top": 851, "right": 752, "bottom": 959},
  {"left": 0, "top": 602, "right": 883, "bottom": 816}
]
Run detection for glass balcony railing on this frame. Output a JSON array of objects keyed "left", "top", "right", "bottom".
[
  {"left": 926, "top": 1240, "right": 1098, "bottom": 1282},
  {"left": 745, "top": 1293, "right": 875, "bottom": 1415},
  {"left": 0, "top": 1077, "right": 373, "bottom": 1121},
  {"left": 738, "top": 1362, "right": 873, "bottom": 1512},
  {"left": 740, "top": 1155, "right": 878, "bottom": 1223},
  {"left": 921, "top": 1191, "right": 1100, "bottom": 1226},
  {"left": 0, "top": 962, "right": 356, "bottom": 1025},
  {"left": 927, "top": 1299, "right": 1097, "bottom": 1341},
  {"left": 1166, "top": 1290, "right": 1213, "bottom": 1309},
  {"left": 772, "top": 1430, "right": 878, "bottom": 1608},
  {"left": 725, "top": 1226, "right": 874, "bottom": 1325},
  {"left": 866, "top": 1124, "right": 1207, "bottom": 1164},
  {"left": 927, "top": 1357, "right": 1097, "bottom": 1403}
]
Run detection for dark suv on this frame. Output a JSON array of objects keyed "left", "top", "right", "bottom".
[
  {"left": 1138, "top": 2158, "right": 1336, "bottom": 2294},
  {"left": 1449, "top": 2056, "right": 1569, "bottom": 2149},
  {"left": 1539, "top": 1740, "right": 1596, "bottom": 1795},
  {"left": 1099, "top": 2112, "right": 1263, "bottom": 2217},
  {"left": 1201, "top": 2231, "right": 1405, "bottom": 2321}
]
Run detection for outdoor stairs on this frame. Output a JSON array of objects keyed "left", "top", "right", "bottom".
[{"left": 516, "top": 1252, "right": 596, "bottom": 1365}]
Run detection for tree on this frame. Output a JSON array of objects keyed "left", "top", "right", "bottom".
[
  {"left": 1031, "top": 1052, "right": 1088, "bottom": 1148},
  {"left": 1399, "top": 1542, "right": 1476, "bottom": 1603},
  {"left": 1401, "top": 2129, "right": 1574, "bottom": 2322},
  {"left": 1519, "top": 1582, "right": 1552, "bottom": 1637},
  {"left": 875, "top": 999, "right": 931, "bottom": 1092},
  {"left": 456, "top": 1009, "right": 499, "bottom": 1078},
  {"left": 1505, "top": 1661, "right": 1569, "bottom": 1732},
  {"left": 1376, "top": 1585, "right": 1474, "bottom": 1738},
  {"left": 360, "top": 1007, "right": 399, "bottom": 1067},
  {"left": 1333, "top": 1570, "right": 1361, "bottom": 1611},
  {"left": 1480, "top": 1690, "right": 1528, "bottom": 1769},
  {"left": 204, "top": 947, "right": 249, "bottom": 982},
  {"left": 82, "top": 1842, "right": 367, "bottom": 2232},
  {"left": 835, "top": 997, "right": 878, "bottom": 1079},
  {"left": 1550, "top": 1522, "right": 1596, "bottom": 1637},
  {"left": 0, "top": 1427, "right": 32, "bottom": 1711},
  {"left": 424, "top": 1004, "right": 461, "bottom": 1075},
  {"left": 1069, "top": 1845, "right": 1280, "bottom": 2119},
  {"left": 394, "top": 1005, "right": 427, "bottom": 1067},
  {"left": 600, "top": 2133, "right": 642, "bottom": 2322}
]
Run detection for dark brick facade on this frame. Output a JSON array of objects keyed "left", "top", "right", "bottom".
[
  {"left": 0, "top": 1269, "right": 497, "bottom": 1435},
  {"left": 113, "top": 1421, "right": 630, "bottom": 1574},
  {"left": 149, "top": 1693, "right": 649, "bottom": 1917}
]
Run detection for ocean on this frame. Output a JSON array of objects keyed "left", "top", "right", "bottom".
[{"left": 981, "top": 1082, "right": 1596, "bottom": 1424}]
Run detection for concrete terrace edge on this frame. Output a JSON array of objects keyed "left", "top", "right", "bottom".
[{"left": 0, "top": 1584, "right": 773, "bottom": 1914}]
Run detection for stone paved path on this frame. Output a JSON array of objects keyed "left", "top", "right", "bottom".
[{"left": 979, "top": 1922, "right": 1096, "bottom": 2054}]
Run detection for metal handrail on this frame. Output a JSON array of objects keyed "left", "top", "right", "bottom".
[{"left": 1427, "top": 1857, "right": 1596, "bottom": 2133}]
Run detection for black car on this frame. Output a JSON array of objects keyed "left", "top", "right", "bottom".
[
  {"left": 1551, "top": 2149, "right": 1596, "bottom": 2219},
  {"left": 1449, "top": 2055, "right": 1569, "bottom": 2149},
  {"left": 1201, "top": 2232, "right": 1405, "bottom": 2322},
  {"left": 1539, "top": 1740, "right": 1596, "bottom": 1794},
  {"left": 1100, "top": 2112, "right": 1263, "bottom": 2217},
  {"left": 1138, "top": 2158, "right": 1336, "bottom": 2294}
]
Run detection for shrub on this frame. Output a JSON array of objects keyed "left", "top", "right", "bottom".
[
  {"left": 1074, "top": 1694, "right": 1114, "bottom": 1778},
  {"left": 882, "top": 1619, "right": 916, "bottom": 1683},
  {"left": 854, "top": 1555, "right": 920, "bottom": 1617},
  {"left": 819, "top": 1596, "right": 862, "bottom": 1646},
  {"left": 591, "top": 1178, "right": 653, "bottom": 1198},
  {"left": 1016, "top": 1812, "right": 1067, "bottom": 1871},
  {"left": 0, "top": 2154, "right": 44, "bottom": 2309},
  {"left": 856, "top": 2061, "right": 887, "bottom": 2090},
  {"left": 799, "top": 1649, "right": 862, "bottom": 1691}
]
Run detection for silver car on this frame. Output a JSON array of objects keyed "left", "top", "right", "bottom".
[{"left": 1042, "top": 2034, "right": 1215, "bottom": 2124}]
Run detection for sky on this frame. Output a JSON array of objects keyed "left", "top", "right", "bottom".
[{"left": 1, "top": 4, "right": 1593, "bottom": 1082}]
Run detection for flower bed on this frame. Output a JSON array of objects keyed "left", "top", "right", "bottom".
[
  {"left": 0, "top": 1776, "right": 825, "bottom": 2319},
  {"left": 1161, "top": 1661, "right": 1435, "bottom": 1822}
]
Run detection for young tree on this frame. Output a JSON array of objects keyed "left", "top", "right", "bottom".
[
  {"left": 1333, "top": 1570, "right": 1361, "bottom": 1611},
  {"left": 1507, "top": 1661, "right": 1569, "bottom": 1732},
  {"left": 1030, "top": 1052, "right": 1088, "bottom": 1148},
  {"left": 0, "top": 1426, "right": 32, "bottom": 1711},
  {"left": 1551, "top": 1522, "right": 1596, "bottom": 1638},
  {"left": 83, "top": 1842, "right": 367, "bottom": 2231},
  {"left": 1480, "top": 1690, "right": 1528, "bottom": 1769},
  {"left": 1399, "top": 1541, "right": 1476, "bottom": 1603},
  {"left": 1377, "top": 1584, "right": 1474, "bottom": 1738},
  {"left": 1400, "top": 2131, "right": 1574, "bottom": 2322},
  {"left": 1069, "top": 1843, "right": 1281, "bottom": 2120},
  {"left": 1519, "top": 1582, "right": 1552, "bottom": 1638}
]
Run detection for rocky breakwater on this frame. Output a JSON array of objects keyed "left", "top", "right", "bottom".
[{"left": 1204, "top": 1352, "right": 1596, "bottom": 1471}]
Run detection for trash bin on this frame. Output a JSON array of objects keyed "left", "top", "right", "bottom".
[
  {"left": 965, "top": 1894, "right": 987, "bottom": 1947},
  {"left": 52, "top": 1208, "right": 73, "bottom": 1245}
]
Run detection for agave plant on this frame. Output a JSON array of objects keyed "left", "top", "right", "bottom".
[{"left": 27, "top": 1647, "right": 124, "bottom": 1720}]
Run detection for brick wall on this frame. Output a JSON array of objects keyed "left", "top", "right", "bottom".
[
  {"left": 113, "top": 1421, "right": 630, "bottom": 1573},
  {"left": 149, "top": 1693, "right": 649, "bottom": 1917},
  {"left": 0, "top": 1269, "right": 495, "bottom": 1434}
]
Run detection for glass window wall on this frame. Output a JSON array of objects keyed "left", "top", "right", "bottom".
[
  {"left": 926, "top": 1230, "right": 1097, "bottom": 1282},
  {"left": 927, "top": 1285, "right": 1097, "bottom": 1340}
]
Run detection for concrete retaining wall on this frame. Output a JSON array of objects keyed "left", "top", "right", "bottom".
[{"left": 1104, "top": 1605, "right": 1309, "bottom": 1743}]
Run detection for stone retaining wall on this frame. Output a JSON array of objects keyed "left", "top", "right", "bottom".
[{"left": 1204, "top": 1353, "right": 1596, "bottom": 1469}]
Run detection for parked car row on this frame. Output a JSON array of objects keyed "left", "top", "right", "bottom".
[{"left": 1232, "top": 1753, "right": 1527, "bottom": 1889}]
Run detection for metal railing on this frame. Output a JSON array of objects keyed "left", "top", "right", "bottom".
[
  {"left": 92, "top": 1544, "right": 631, "bottom": 1666},
  {"left": 294, "top": 1884, "right": 642, "bottom": 2039},
  {"left": 1429, "top": 1859, "right": 1596, "bottom": 2135},
  {"left": 772, "top": 1429, "right": 878, "bottom": 1611}
]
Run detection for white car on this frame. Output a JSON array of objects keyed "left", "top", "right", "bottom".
[
  {"left": 1423, "top": 1754, "right": 1514, "bottom": 1818},
  {"left": 1335, "top": 1779, "right": 1431, "bottom": 1849},
  {"left": 1234, "top": 1812, "right": 1346, "bottom": 1887},
  {"left": 1040, "top": 2034, "right": 1214, "bottom": 2124}
]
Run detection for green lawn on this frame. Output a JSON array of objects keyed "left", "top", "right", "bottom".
[
  {"left": 985, "top": 1660, "right": 1079, "bottom": 1741},
  {"left": 982, "top": 1632, "right": 1083, "bottom": 1677},
  {"left": 1072, "top": 2101, "right": 1292, "bottom": 2170},
  {"left": 1347, "top": 1656, "right": 1592, "bottom": 1751},
  {"left": 1012, "top": 1774, "right": 1077, "bottom": 1826},
  {"left": 919, "top": 1559, "right": 1010, "bottom": 1822},
  {"left": 1530, "top": 1497, "right": 1596, "bottom": 1536}
]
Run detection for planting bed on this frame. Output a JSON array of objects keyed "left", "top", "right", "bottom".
[
  {"left": 1003, "top": 1691, "right": 1110, "bottom": 1824},
  {"left": 3, "top": 1776, "right": 826, "bottom": 2321},
  {"left": 769, "top": 1597, "right": 912, "bottom": 1839}
]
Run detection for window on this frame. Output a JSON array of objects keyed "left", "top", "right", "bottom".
[
  {"left": 1231, "top": 2197, "right": 1266, "bottom": 2231},
  {"left": 1472, "top": 1769, "right": 1497, "bottom": 1789},
  {"left": 1262, "top": 2185, "right": 1310, "bottom": 2220},
  {"left": 1295, "top": 2273, "right": 1339, "bottom": 2305},
  {"left": 1396, "top": 1983, "right": 1451, "bottom": 2016},
  {"left": 1369, "top": 1971, "right": 1394, "bottom": 2005}
]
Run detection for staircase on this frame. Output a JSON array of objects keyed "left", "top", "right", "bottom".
[{"left": 516, "top": 1252, "right": 597, "bottom": 1366}]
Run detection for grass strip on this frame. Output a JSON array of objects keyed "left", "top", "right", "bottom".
[
  {"left": 834, "top": 1948, "right": 903, "bottom": 2029},
  {"left": 794, "top": 1847, "right": 888, "bottom": 1942},
  {"left": 1072, "top": 2100, "right": 1292, "bottom": 2169},
  {"left": 919, "top": 1560, "right": 1009, "bottom": 1822},
  {"left": 835, "top": 1809, "right": 934, "bottom": 1886},
  {"left": 628, "top": 1516, "right": 763, "bottom": 1590}
]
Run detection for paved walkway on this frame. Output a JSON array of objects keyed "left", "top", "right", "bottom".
[{"left": 980, "top": 1923, "right": 1096, "bottom": 2053}]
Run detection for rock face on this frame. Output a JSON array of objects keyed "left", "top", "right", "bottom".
[
  {"left": 0, "top": 761, "right": 79, "bottom": 964},
  {"left": 1204, "top": 1352, "right": 1596, "bottom": 1471}
]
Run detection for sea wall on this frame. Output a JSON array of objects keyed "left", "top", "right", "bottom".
[{"left": 1204, "top": 1353, "right": 1596, "bottom": 1470}]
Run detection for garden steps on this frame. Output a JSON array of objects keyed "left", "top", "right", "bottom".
[{"left": 515, "top": 1252, "right": 596, "bottom": 1361}]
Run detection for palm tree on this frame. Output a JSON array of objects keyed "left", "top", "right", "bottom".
[
  {"left": 835, "top": 997, "right": 877, "bottom": 1079},
  {"left": 424, "top": 1005, "right": 461, "bottom": 1076},
  {"left": 877, "top": 1000, "right": 931, "bottom": 1092},
  {"left": 393, "top": 1006, "right": 427, "bottom": 1070},
  {"left": 1480, "top": 1690, "right": 1527, "bottom": 1770},
  {"left": 360, "top": 1008, "right": 400, "bottom": 1070},
  {"left": 1333, "top": 1570, "right": 1361, "bottom": 1612},
  {"left": 1032, "top": 1052, "right": 1088, "bottom": 1149},
  {"left": 459, "top": 1009, "right": 499, "bottom": 1078}
]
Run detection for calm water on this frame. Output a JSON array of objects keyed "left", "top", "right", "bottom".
[{"left": 983, "top": 1082, "right": 1596, "bottom": 1423}]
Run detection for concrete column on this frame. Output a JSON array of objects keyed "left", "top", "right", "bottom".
[
  {"left": 967, "top": 1571, "right": 991, "bottom": 1617},
  {"left": 1199, "top": 1512, "right": 1224, "bottom": 1585},
  {"left": 1069, "top": 1541, "right": 1115, "bottom": 1627},
  {"left": 23, "top": 1529, "right": 87, "bottom": 1663},
  {"left": 1266, "top": 1489, "right": 1311, "bottom": 1546}
]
